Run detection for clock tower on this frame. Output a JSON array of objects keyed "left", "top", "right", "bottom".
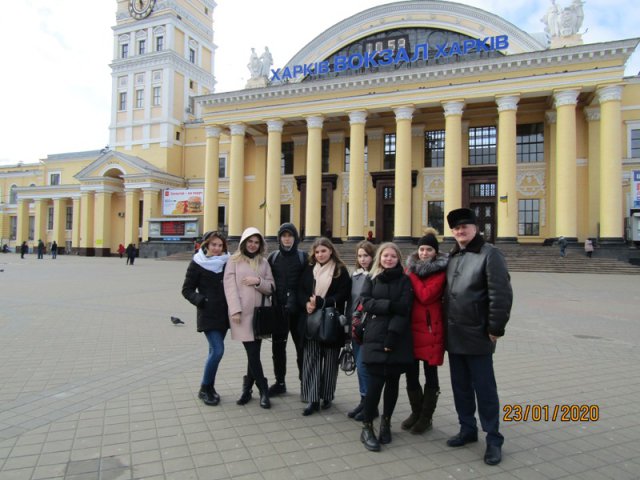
[{"left": 110, "top": 0, "right": 217, "bottom": 176}]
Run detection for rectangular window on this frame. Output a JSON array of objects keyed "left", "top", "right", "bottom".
[
  {"left": 517, "top": 123, "right": 544, "bottom": 163},
  {"left": 189, "top": 48, "right": 196, "bottom": 64},
  {"left": 469, "top": 183, "right": 496, "bottom": 198},
  {"left": 518, "top": 199, "right": 540, "bottom": 236},
  {"left": 47, "top": 206, "right": 54, "bottom": 230},
  {"left": 49, "top": 173, "right": 61, "bottom": 185},
  {"left": 135, "top": 89, "right": 144, "bottom": 109},
  {"left": 321, "top": 139, "right": 330, "bottom": 173},
  {"left": 121, "top": 44, "right": 128, "bottom": 59},
  {"left": 10, "top": 216, "right": 17, "bottom": 240},
  {"left": 65, "top": 206, "right": 73, "bottom": 230},
  {"left": 384, "top": 133, "right": 396, "bottom": 169},
  {"left": 138, "top": 39, "right": 146, "bottom": 55},
  {"left": 425, "top": 130, "right": 445, "bottom": 167},
  {"left": 427, "top": 201, "right": 444, "bottom": 235},
  {"left": 29, "top": 216, "right": 34, "bottom": 240},
  {"left": 217, "top": 206, "right": 226, "bottom": 233},
  {"left": 119, "top": 92, "right": 127, "bottom": 111},
  {"left": 344, "top": 137, "right": 350, "bottom": 172},
  {"left": 632, "top": 128, "right": 640, "bottom": 158},
  {"left": 469, "top": 126, "right": 497, "bottom": 165},
  {"left": 218, "top": 156, "right": 226, "bottom": 178},
  {"left": 281, "top": 142, "right": 294, "bottom": 175},
  {"left": 153, "top": 86, "right": 161, "bottom": 106},
  {"left": 156, "top": 36, "right": 163, "bottom": 51},
  {"left": 280, "top": 204, "right": 291, "bottom": 224}
]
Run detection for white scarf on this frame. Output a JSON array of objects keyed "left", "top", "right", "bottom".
[
  {"left": 193, "top": 250, "right": 230, "bottom": 273},
  {"left": 313, "top": 260, "right": 336, "bottom": 299}
]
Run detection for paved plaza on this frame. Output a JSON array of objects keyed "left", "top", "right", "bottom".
[{"left": 0, "top": 253, "right": 639, "bottom": 480}]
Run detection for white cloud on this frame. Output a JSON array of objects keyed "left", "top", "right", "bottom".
[{"left": 0, "top": 0, "right": 638, "bottom": 166}]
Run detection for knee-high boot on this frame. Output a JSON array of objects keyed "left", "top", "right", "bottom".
[
  {"left": 411, "top": 387, "right": 440, "bottom": 434},
  {"left": 236, "top": 376, "right": 254, "bottom": 405},
  {"left": 401, "top": 388, "right": 423, "bottom": 430}
]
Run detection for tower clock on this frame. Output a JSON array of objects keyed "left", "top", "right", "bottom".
[{"left": 128, "top": 0, "right": 155, "bottom": 20}]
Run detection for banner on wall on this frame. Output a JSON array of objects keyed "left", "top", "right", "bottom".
[
  {"left": 162, "top": 189, "right": 204, "bottom": 215},
  {"left": 634, "top": 171, "right": 640, "bottom": 208}
]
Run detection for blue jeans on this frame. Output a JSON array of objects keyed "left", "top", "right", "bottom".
[
  {"left": 352, "top": 340, "right": 369, "bottom": 397},
  {"left": 202, "top": 330, "right": 226, "bottom": 386}
]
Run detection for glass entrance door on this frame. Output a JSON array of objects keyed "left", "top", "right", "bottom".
[{"left": 470, "top": 202, "right": 496, "bottom": 243}]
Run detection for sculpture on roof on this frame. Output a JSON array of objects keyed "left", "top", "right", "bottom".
[
  {"left": 541, "top": 0, "right": 585, "bottom": 47},
  {"left": 247, "top": 48, "right": 262, "bottom": 79}
]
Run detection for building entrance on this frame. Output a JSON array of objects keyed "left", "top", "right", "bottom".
[{"left": 463, "top": 167, "right": 497, "bottom": 243}]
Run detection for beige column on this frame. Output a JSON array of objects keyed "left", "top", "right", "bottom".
[
  {"left": 94, "top": 190, "right": 112, "bottom": 253},
  {"left": 228, "top": 123, "right": 246, "bottom": 239},
  {"left": 265, "top": 119, "right": 284, "bottom": 239},
  {"left": 584, "top": 107, "right": 601, "bottom": 238},
  {"left": 33, "top": 199, "right": 47, "bottom": 244},
  {"left": 71, "top": 196, "right": 81, "bottom": 250},
  {"left": 125, "top": 189, "right": 140, "bottom": 246},
  {"left": 203, "top": 126, "right": 221, "bottom": 233},
  {"left": 141, "top": 188, "right": 160, "bottom": 241},
  {"left": 496, "top": 95, "right": 519, "bottom": 242},
  {"left": 393, "top": 106, "right": 414, "bottom": 240},
  {"left": 305, "top": 116, "right": 324, "bottom": 239},
  {"left": 597, "top": 85, "right": 624, "bottom": 242},
  {"left": 16, "top": 199, "right": 30, "bottom": 245},
  {"left": 52, "top": 198, "right": 67, "bottom": 246},
  {"left": 443, "top": 101, "right": 465, "bottom": 237},
  {"left": 554, "top": 89, "right": 580, "bottom": 239},
  {"left": 80, "top": 191, "right": 94, "bottom": 249},
  {"left": 545, "top": 111, "right": 557, "bottom": 236},
  {"left": 348, "top": 111, "right": 367, "bottom": 240}
]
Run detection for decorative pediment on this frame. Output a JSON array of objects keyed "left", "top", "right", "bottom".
[{"left": 74, "top": 151, "right": 164, "bottom": 180}]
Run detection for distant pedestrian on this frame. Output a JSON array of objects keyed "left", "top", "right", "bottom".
[
  {"left": 558, "top": 236, "right": 568, "bottom": 257},
  {"left": 51, "top": 241, "right": 58, "bottom": 259},
  {"left": 125, "top": 243, "right": 136, "bottom": 265},
  {"left": 584, "top": 239, "right": 594, "bottom": 258},
  {"left": 37, "top": 239, "right": 45, "bottom": 259},
  {"left": 20, "top": 241, "right": 28, "bottom": 259},
  {"left": 117, "top": 243, "right": 125, "bottom": 258}
]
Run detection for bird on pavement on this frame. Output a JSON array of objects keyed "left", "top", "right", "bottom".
[{"left": 170, "top": 316, "right": 184, "bottom": 325}]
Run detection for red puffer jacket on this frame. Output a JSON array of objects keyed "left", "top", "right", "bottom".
[{"left": 406, "top": 253, "right": 447, "bottom": 366}]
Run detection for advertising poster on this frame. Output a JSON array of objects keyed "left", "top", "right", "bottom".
[
  {"left": 634, "top": 171, "right": 640, "bottom": 208},
  {"left": 163, "top": 189, "right": 204, "bottom": 215}
]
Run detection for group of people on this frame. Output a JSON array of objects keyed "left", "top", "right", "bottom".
[
  {"left": 117, "top": 243, "right": 138, "bottom": 265},
  {"left": 18, "top": 240, "right": 58, "bottom": 259},
  {"left": 181, "top": 207, "right": 513, "bottom": 466}
]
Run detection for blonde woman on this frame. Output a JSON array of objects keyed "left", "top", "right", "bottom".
[{"left": 223, "top": 227, "right": 275, "bottom": 409}]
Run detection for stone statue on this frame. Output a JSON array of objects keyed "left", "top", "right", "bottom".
[
  {"left": 247, "top": 48, "right": 262, "bottom": 79},
  {"left": 259, "top": 47, "right": 273, "bottom": 78},
  {"left": 541, "top": 0, "right": 585, "bottom": 39},
  {"left": 541, "top": 0, "right": 561, "bottom": 37}
]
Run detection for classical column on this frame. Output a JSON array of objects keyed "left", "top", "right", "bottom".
[
  {"left": 71, "top": 196, "right": 81, "bottom": 251},
  {"left": 265, "top": 119, "right": 284, "bottom": 239},
  {"left": 597, "top": 85, "right": 624, "bottom": 243},
  {"left": 52, "top": 198, "right": 67, "bottom": 247},
  {"left": 228, "top": 123, "right": 246, "bottom": 239},
  {"left": 496, "top": 95, "right": 519, "bottom": 243},
  {"left": 305, "top": 116, "right": 324, "bottom": 239},
  {"left": 203, "top": 126, "right": 221, "bottom": 233},
  {"left": 125, "top": 189, "right": 140, "bottom": 246},
  {"left": 16, "top": 198, "right": 30, "bottom": 245},
  {"left": 545, "top": 111, "right": 557, "bottom": 236},
  {"left": 554, "top": 89, "right": 580, "bottom": 240},
  {"left": 94, "top": 189, "right": 113, "bottom": 255},
  {"left": 443, "top": 101, "right": 465, "bottom": 238},
  {"left": 141, "top": 188, "right": 160, "bottom": 241},
  {"left": 80, "top": 190, "right": 95, "bottom": 250},
  {"left": 584, "top": 107, "right": 601, "bottom": 238},
  {"left": 33, "top": 199, "right": 47, "bottom": 245},
  {"left": 348, "top": 111, "right": 367, "bottom": 241},
  {"left": 393, "top": 106, "right": 414, "bottom": 241}
]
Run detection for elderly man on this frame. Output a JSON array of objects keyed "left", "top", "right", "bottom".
[{"left": 444, "top": 208, "right": 513, "bottom": 466}]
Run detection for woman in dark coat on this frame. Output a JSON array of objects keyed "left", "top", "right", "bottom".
[
  {"left": 182, "top": 231, "right": 230, "bottom": 406},
  {"left": 298, "top": 237, "right": 351, "bottom": 416},
  {"left": 359, "top": 242, "right": 414, "bottom": 452}
]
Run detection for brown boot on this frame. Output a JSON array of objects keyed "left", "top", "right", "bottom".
[
  {"left": 401, "top": 388, "right": 423, "bottom": 430},
  {"left": 411, "top": 387, "right": 440, "bottom": 434}
]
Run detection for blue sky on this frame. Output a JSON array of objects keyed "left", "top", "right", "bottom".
[{"left": 0, "top": 0, "right": 638, "bottom": 166}]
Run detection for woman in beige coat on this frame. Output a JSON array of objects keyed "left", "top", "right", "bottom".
[{"left": 223, "top": 227, "right": 275, "bottom": 409}]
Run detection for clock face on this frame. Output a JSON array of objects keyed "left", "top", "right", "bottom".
[{"left": 128, "top": 0, "right": 156, "bottom": 20}]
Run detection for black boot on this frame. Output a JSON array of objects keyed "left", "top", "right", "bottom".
[
  {"left": 401, "top": 388, "right": 423, "bottom": 430},
  {"left": 302, "top": 401, "right": 319, "bottom": 416},
  {"left": 411, "top": 387, "right": 440, "bottom": 434},
  {"left": 268, "top": 381, "right": 286, "bottom": 396},
  {"left": 348, "top": 396, "right": 365, "bottom": 419},
  {"left": 199, "top": 385, "right": 219, "bottom": 406},
  {"left": 236, "top": 376, "right": 254, "bottom": 405},
  {"left": 360, "top": 422, "right": 381, "bottom": 452},
  {"left": 378, "top": 416, "right": 392, "bottom": 444},
  {"left": 256, "top": 378, "right": 271, "bottom": 409},
  {"left": 354, "top": 406, "right": 378, "bottom": 422}
]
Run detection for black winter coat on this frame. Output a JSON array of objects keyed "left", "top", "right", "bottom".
[
  {"left": 268, "top": 250, "right": 307, "bottom": 315},
  {"left": 444, "top": 234, "right": 512, "bottom": 355},
  {"left": 182, "top": 261, "right": 229, "bottom": 332},
  {"left": 360, "top": 264, "right": 414, "bottom": 366},
  {"left": 297, "top": 263, "right": 351, "bottom": 347}
]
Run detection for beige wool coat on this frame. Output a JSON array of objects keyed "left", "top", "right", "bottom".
[{"left": 223, "top": 256, "right": 275, "bottom": 342}]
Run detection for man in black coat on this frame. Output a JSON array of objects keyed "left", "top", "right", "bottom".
[
  {"left": 266, "top": 223, "right": 308, "bottom": 395},
  {"left": 444, "top": 208, "right": 513, "bottom": 466}
]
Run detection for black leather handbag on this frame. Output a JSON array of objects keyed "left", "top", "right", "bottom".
[
  {"left": 305, "top": 305, "right": 340, "bottom": 343},
  {"left": 253, "top": 292, "right": 280, "bottom": 338}
]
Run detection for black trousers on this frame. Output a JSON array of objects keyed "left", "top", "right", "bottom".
[
  {"left": 405, "top": 360, "right": 439, "bottom": 391},
  {"left": 243, "top": 340, "right": 266, "bottom": 384},
  {"left": 271, "top": 310, "right": 304, "bottom": 383},
  {"left": 363, "top": 363, "right": 402, "bottom": 422}
]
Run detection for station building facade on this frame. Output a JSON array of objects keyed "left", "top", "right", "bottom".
[{"left": 1, "top": 0, "right": 640, "bottom": 254}]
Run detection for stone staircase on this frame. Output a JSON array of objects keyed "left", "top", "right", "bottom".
[{"left": 161, "top": 241, "right": 640, "bottom": 275}]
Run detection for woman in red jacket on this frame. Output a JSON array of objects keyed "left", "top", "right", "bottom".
[{"left": 402, "top": 229, "right": 448, "bottom": 433}]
